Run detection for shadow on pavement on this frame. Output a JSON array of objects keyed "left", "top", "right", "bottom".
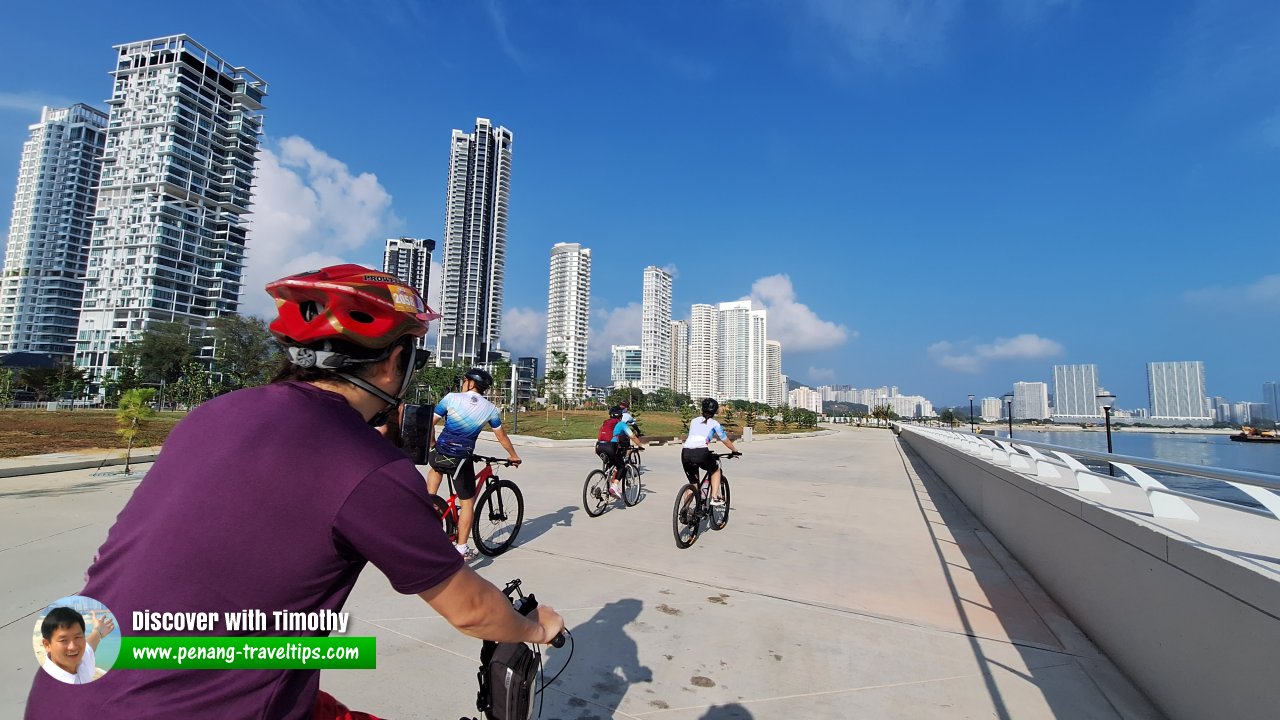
[
  {"left": 518, "top": 504, "right": 577, "bottom": 545},
  {"left": 543, "top": 598, "right": 651, "bottom": 720},
  {"left": 700, "top": 703, "right": 755, "bottom": 719}
]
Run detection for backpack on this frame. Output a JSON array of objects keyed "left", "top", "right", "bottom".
[
  {"left": 477, "top": 640, "right": 538, "bottom": 720},
  {"left": 597, "top": 418, "right": 620, "bottom": 442}
]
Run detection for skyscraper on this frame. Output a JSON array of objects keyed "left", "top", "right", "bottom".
[
  {"left": 436, "top": 118, "right": 513, "bottom": 367},
  {"left": 1147, "top": 361, "right": 1211, "bottom": 421},
  {"left": 1051, "top": 364, "right": 1101, "bottom": 420},
  {"left": 717, "top": 300, "right": 768, "bottom": 403},
  {"left": 382, "top": 237, "right": 434, "bottom": 300},
  {"left": 766, "top": 340, "right": 783, "bottom": 406},
  {"left": 545, "top": 243, "right": 590, "bottom": 403},
  {"left": 1262, "top": 382, "right": 1279, "bottom": 423},
  {"left": 687, "top": 304, "right": 718, "bottom": 401},
  {"left": 669, "top": 319, "right": 689, "bottom": 396},
  {"left": 1011, "top": 381, "right": 1050, "bottom": 420},
  {"left": 610, "top": 345, "right": 641, "bottom": 388},
  {"left": 382, "top": 237, "right": 434, "bottom": 348},
  {"left": 0, "top": 104, "right": 107, "bottom": 357},
  {"left": 640, "top": 266, "right": 672, "bottom": 393},
  {"left": 74, "top": 35, "right": 266, "bottom": 384}
]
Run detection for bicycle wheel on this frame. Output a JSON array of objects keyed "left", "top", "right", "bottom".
[
  {"left": 430, "top": 495, "right": 457, "bottom": 543},
  {"left": 672, "top": 483, "right": 701, "bottom": 548},
  {"left": 622, "top": 464, "right": 641, "bottom": 507},
  {"left": 627, "top": 450, "right": 642, "bottom": 478},
  {"left": 473, "top": 480, "right": 524, "bottom": 556},
  {"left": 582, "top": 469, "right": 611, "bottom": 517},
  {"left": 710, "top": 476, "right": 731, "bottom": 530}
]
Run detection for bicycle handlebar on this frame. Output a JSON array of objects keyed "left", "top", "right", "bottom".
[
  {"left": 503, "top": 579, "right": 565, "bottom": 648},
  {"left": 714, "top": 451, "right": 742, "bottom": 459},
  {"left": 469, "top": 454, "right": 520, "bottom": 467}
]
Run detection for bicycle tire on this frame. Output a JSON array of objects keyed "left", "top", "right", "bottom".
[
  {"left": 473, "top": 479, "right": 524, "bottom": 556},
  {"left": 710, "top": 476, "right": 731, "bottom": 530},
  {"left": 673, "top": 483, "right": 701, "bottom": 548},
  {"left": 582, "top": 469, "right": 611, "bottom": 517},
  {"left": 430, "top": 495, "right": 457, "bottom": 543},
  {"left": 622, "top": 464, "right": 641, "bottom": 506}
]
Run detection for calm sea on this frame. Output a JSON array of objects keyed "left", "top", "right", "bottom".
[{"left": 1024, "top": 431, "right": 1280, "bottom": 508}]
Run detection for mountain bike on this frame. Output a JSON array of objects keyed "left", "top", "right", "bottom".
[
  {"left": 582, "top": 451, "right": 641, "bottom": 517},
  {"left": 430, "top": 454, "right": 524, "bottom": 556},
  {"left": 672, "top": 451, "right": 740, "bottom": 549}
]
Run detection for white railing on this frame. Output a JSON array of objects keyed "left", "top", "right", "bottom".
[{"left": 896, "top": 424, "right": 1280, "bottom": 521}]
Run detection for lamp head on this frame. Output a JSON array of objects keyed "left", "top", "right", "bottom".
[{"left": 1097, "top": 391, "right": 1117, "bottom": 410}]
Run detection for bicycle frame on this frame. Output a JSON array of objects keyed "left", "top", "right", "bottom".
[{"left": 438, "top": 458, "right": 501, "bottom": 542}]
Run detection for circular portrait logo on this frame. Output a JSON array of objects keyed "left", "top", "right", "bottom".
[{"left": 33, "top": 595, "right": 119, "bottom": 684}]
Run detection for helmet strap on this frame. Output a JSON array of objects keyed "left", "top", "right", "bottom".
[{"left": 339, "top": 342, "right": 419, "bottom": 427}]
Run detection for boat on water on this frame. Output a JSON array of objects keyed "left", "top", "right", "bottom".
[{"left": 1229, "top": 426, "right": 1280, "bottom": 443}]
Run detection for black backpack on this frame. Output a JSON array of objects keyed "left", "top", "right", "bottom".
[{"left": 477, "top": 640, "right": 538, "bottom": 720}]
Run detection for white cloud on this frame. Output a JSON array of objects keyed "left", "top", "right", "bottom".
[
  {"left": 748, "top": 274, "right": 852, "bottom": 351},
  {"left": 0, "top": 91, "right": 74, "bottom": 114},
  {"left": 929, "top": 334, "right": 1064, "bottom": 373},
  {"left": 808, "top": 367, "right": 837, "bottom": 383},
  {"left": 1185, "top": 274, "right": 1280, "bottom": 305},
  {"left": 241, "top": 136, "right": 400, "bottom": 318},
  {"left": 796, "top": 0, "right": 962, "bottom": 71},
  {"left": 589, "top": 302, "right": 642, "bottom": 362},
  {"left": 500, "top": 306, "right": 547, "bottom": 358},
  {"left": 661, "top": 263, "right": 679, "bottom": 280}
]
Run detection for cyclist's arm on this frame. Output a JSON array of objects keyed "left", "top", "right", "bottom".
[
  {"left": 418, "top": 566, "right": 561, "bottom": 644},
  {"left": 491, "top": 424, "right": 522, "bottom": 465},
  {"left": 625, "top": 425, "right": 644, "bottom": 449},
  {"left": 715, "top": 425, "right": 739, "bottom": 454}
]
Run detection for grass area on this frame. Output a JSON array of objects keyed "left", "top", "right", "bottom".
[{"left": 0, "top": 409, "right": 184, "bottom": 458}]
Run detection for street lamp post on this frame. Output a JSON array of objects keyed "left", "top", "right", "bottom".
[
  {"left": 1097, "top": 391, "right": 1117, "bottom": 476},
  {"left": 968, "top": 394, "right": 976, "bottom": 433},
  {"left": 1003, "top": 392, "right": 1015, "bottom": 439}
]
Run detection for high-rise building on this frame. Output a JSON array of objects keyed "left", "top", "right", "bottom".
[
  {"left": 610, "top": 345, "right": 641, "bottom": 388},
  {"left": 74, "top": 35, "right": 266, "bottom": 385},
  {"left": 687, "top": 304, "right": 718, "bottom": 401},
  {"left": 669, "top": 319, "right": 689, "bottom": 396},
  {"left": 1262, "top": 382, "right": 1279, "bottom": 423},
  {"left": 980, "top": 397, "right": 1003, "bottom": 422},
  {"left": 382, "top": 237, "right": 434, "bottom": 298},
  {"left": 1011, "top": 381, "right": 1050, "bottom": 420},
  {"left": 788, "top": 386, "right": 822, "bottom": 413},
  {"left": 544, "top": 243, "right": 590, "bottom": 403},
  {"left": 1147, "top": 361, "right": 1211, "bottom": 421},
  {"left": 436, "top": 118, "right": 512, "bottom": 367},
  {"left": 640, "top": 266, "right": 672, "bottom": 393},
  {"left": 1051, "top": 364, "right": 1101, "bottom": 420},
  {"left": 717, "top": 300, "right": 768, "bottom": 403},
  {"left": 382, "top": 237, "right": 434, "bottom": 348},
  {"left": 0, "top": 104, "right": 107, "bottom": 357},
  {"left": 514, "top": 356, "right": 538, "bottom": 406},
  {"left": 766, "top": 340, "right": 783, "bottom": 407}
]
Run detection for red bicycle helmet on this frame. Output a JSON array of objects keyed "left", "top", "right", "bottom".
[{"left": 266, "top": 264, "right": 440, "bottom": 350}]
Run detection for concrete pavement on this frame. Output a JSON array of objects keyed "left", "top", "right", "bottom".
[{"left": 0, "top": 426, "right": 1159, "bottom": 718}]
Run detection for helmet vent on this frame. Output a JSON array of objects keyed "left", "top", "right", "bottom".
[
  {"left": 300, "top": 301, "right": 321, "bottom": 322},
  {"left": 349, "top": 310, "right": 375, "bottom": 324}
]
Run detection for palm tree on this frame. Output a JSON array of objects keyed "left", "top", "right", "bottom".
[{"left": 116, "top": 388, "right": 157, "bottom": 473}]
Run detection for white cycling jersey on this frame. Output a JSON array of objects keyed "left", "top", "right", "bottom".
[{"left": 683, "top": 417, "right": 727, "bottom": 449}]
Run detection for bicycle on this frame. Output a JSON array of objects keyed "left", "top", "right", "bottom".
[
  {"left": 430, "top": 454, "right": 524, "bottom": 557},
  {"left": 672, "top": 451, "right": 740, "bottom": 548},
  {"left": 463, "top": 578, "right": 570, "bottom": 720},
  {"left": 582, "top": 450, "right": 641, "bottom": 517}
]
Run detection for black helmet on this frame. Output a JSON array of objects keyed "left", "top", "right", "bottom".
[
  {"left": 608, "top": 405, "right": 624, "bottom": 419},
  {"left": 701, "top": 397, "right": 719, "bottom": 416},
  {"left": 464, "top": 367, "right": 493, "bottom": 393}
]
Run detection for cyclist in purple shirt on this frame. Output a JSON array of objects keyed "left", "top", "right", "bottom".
[{"left": 25, "top": 265, "right": 564, "bottom": 720}]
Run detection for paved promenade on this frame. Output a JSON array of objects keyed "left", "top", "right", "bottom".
[{"left": 0, "top": 426, "right": 1160, "bottom": 718}]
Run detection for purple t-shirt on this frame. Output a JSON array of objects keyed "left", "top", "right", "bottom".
[{"left": 26, "top": 382, "right": 464, "bottom": 719}]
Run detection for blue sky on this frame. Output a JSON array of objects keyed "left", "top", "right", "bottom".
[{"left": 0, "top": 0, "right": 1277, "bottom": 410}]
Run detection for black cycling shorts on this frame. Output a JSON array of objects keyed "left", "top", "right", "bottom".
[
  {"left": 595, "top": 441, "right": 625, "bottom": 475},
  {"left": 681, "top": 447, "right": 717, "bottom": 482},
  {"left": 428, "top": 451, "right": 477, "bottom": 500}
]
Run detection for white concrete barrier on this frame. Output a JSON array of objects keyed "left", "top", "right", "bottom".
[{"left": 898, "top": 425, "right": 1280, "bottom": 720}]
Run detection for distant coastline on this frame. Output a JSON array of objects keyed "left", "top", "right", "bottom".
[{"left": 974, "top": 425, "right": 1238, "bottom": 436}]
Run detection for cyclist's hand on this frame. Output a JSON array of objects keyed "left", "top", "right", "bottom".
[
  {"left": 531, "top": 604, "right": 565, "bottom": 645},
  {"left": 507, "top": 456, "right": 522, "bottom": 467}
]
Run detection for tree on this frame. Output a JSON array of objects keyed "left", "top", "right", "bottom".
[
  {"left": 116, "top": 388, "right": 157, "bottom": 473},
  {"left": 211, "top": 314, "right": 278, "bottom": 391},
  {"left": 606, "top": 386, "right": 646, "bottom": 410},
  {"left": 723, "top": 404, "right": 736, "bottom": 427},
  {"left": 764, "top": 413, "right": 778, "bottom": 433},
  {"left": 871, "top": 404, "right": 894, "bottom": 426},
  {"left": 545, "top": 351, "right": 568, "bottom": 408},
  {"left": 678, "top": 402, "right": 694, "bottom": 430},
  {"left": 741, "top": 406, "right": 758, "bottom": 429},
  {"left": 416, "top": 363, "right": 465, "bottom": 404},
  {"left": 129, "top": 322, "right": 200, "bottom": 403},
  {"left": 0, "top": 368, "right": 13, "bottom": 406},
  {"left": 171, "top": 360, "right": 213, "bottom": 408},
  {"left": 490, "top": 359, "right": 513, "bottom": 406}
]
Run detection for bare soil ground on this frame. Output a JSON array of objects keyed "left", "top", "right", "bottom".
[{"left": 0, "top": 409, "right": 183, "bottom": 458}]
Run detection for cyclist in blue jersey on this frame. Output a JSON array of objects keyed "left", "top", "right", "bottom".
[
  {"left": 681, "top": 398, "right": 740, "bottom": 506},
  {"left": 426, "top": 368, "right": 522, "bottom": 560}
]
